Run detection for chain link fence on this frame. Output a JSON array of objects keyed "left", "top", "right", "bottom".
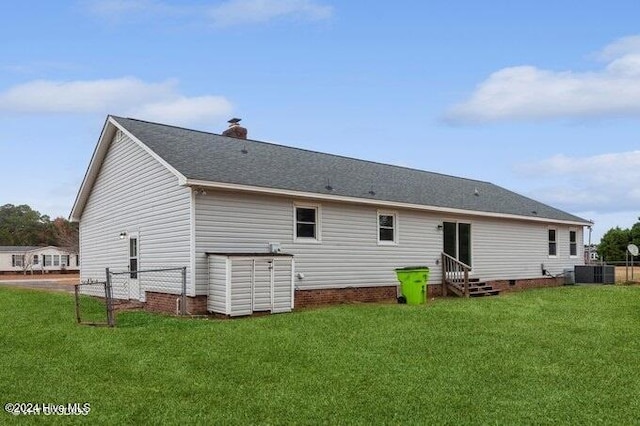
[
  {"left": 74, "top": 279, "right": 114, "bottom": 327},
  {"left": 75, "top": 267, "right": 187, "bottom": 327}
]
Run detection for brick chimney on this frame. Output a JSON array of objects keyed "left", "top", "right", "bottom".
[{"left": 222, "top": 118, "right": 247, "bottom": 139}]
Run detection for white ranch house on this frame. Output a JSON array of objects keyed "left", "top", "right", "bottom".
[
  {"left": 70, "top": 116, "right": 591, "bottom": 315},
  {"left": 0, "top": 246, "right": 79, "bottom": 274}
]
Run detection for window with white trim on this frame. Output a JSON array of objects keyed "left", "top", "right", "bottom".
[
  {"left": 378, "top": 211, "right": 397, "bottom": 244},
  {"left": 129, "top": 236, "right": 138, "bottom": 279},
  {"left": 12, "top": 255, "right": 24, "bottom": 267},
  {"left": 295, "top": 204, "right": 320, "bottom": 241},
  {"left": 53, "top": 255, "right": 60, "bottom": 266},
  {"left": 33, "top": 255, "right": 39, "bottom": 265},
  {"left": 548, "top": 229, "right": 557, "bottom": 257},
  {"left": 569, "top": 230, "right": 577, "bottom": 257},
  {"left": 43, "top": 255, "right": 52, "bottom": 267}
]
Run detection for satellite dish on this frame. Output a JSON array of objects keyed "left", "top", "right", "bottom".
[{"left": 629, "top": 244, "right": 639, "bottom": 257}]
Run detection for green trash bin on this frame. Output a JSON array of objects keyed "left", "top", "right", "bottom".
[{"left": 395, "top": 267, "right": 430, "bottom": 305}]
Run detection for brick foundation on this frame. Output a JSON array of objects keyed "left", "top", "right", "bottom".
[
  {"left": 145, "top": 292, "right": 208, "bottom": 315},
  {"left": 137, "top": 276, "right": 565, "bottom": 315},
  {"left": 488, "top": 276, "right": 564, "bottom": 293},
  {"left": 295, "top": 286, "right": 398, "bottom": 308}
]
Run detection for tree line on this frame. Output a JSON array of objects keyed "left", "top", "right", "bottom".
[
  {"left": 0, "top": 204, "right": 78, "bottom": 253},
  {"left": 598, "top": 218, "right": 640, "bottom": 262}
]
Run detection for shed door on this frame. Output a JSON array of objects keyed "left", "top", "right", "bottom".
[
  {"left": 230, "top": 259, "right": 253, "bottom": 316},
  {"left": 272, "top": 258, "right": 293, "bottom": 313},
  {"left": 253, "top": 259, "right": 273, "bottom": 312}
]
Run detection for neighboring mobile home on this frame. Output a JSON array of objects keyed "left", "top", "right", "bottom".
[
  {"left": 70, "top": 116, "right": 591, "bottom": 315},
  {"left": 0, "top": 246, "right": 79, "bottom": 274}
]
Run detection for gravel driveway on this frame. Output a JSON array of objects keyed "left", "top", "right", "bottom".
[{"left": 0, "top": 275, "right": 78, "bottom": 293}]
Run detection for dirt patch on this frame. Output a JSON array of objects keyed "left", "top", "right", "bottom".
[
  {"left": 0, "top": 274, "right": 79, "bottom": 292},
  {"left": 615, "top": 266, "right": 640, "bottom": 283},
  {"left": 0, "top": 273, "right": 79, "bottom": 281}
]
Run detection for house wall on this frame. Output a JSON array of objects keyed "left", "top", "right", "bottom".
[
  {"left": 194, "top": 190, "right": 441, "bottom": 295},
  {"left": 79, "top": 130, "right": 192, "bottom": 300},
  {"left": 194, "top": 190, "right": 585, "bottom": 300},
  {"left": 470, "top": 217, "right": 584, "bottom": 280},
  {"left": 0, "top": 248, "right": 79, "bottom": 274}
]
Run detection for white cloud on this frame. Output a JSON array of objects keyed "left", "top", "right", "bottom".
[
  {"left": 574, "top": 210, "right": 639, "bottom": 243},
  {"left": 209, "top": 0, "right": 332, "bottom": 27},
  {"left": 81, "top": 0, "right": 179, "bottom": 21},
  {"left": 519, "top": 151, "right": 640, "bottom": 214},
  {"left": 595, "top": 35, "right": 640, "bottom": 61},
  {"left": 444, "top": 35, "right": 640, "bottom": 124},
  {"left": 82, "top": 0, "right": 332, "bottom": 27},
  {"left": 132, "top": 96, "right": 233, "bottom": 126},
  {"left": 0, "top": 77, "right": 233, "bottom": 127}
]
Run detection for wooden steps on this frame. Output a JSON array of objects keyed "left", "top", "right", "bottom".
[{"left": 446, "top": 279, "right": 501, "bottom": 298}]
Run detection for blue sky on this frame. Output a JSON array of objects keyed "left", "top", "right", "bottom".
[{"left": 1, "top": 0, "right": 640, "bottom": 242}]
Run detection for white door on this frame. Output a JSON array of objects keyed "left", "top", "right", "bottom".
[
  {"left": 253, "top": 259, "right": 273, "bottom": 312},
  {"left": 230, "top": 259, "right": 253, "bottom": 316},
  {"left": 272, "top": 258, "right": 293, "bottom": 313},
  {"left": 128, "top": 234, "right": 141, "bottom": 300}
]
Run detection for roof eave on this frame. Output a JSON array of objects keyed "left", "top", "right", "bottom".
[
  {"left": 69, "top": 116, "right": 188, "bottom": 222},
  {"left": 184, "top": 179, "right": 593, "bottom": 227}
]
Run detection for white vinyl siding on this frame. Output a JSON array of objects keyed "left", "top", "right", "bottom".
[
  {"left": 207, "top": 256, "right": 229, "bottom": 314},
  {"left": 273, "top": 258, "right": 294, "bottom": 313},
  {"left": 195, "top": 190, "right": 585, "bottom": 293},
  {"left": 230, "top": 259, "right": 253, "bottom": 316},
  {"left": 195, "top": 191, "right": 440, "bottom": 292},
  {"left": 472, "top": 219, "right": 584, "bottom": 280},
  {"left": 79, "top": 130, "right": 191, "bottom": 299}
]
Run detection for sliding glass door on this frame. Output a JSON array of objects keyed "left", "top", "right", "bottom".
[{"left": 443, "top": 221, "right": 471, "bottom": 266}]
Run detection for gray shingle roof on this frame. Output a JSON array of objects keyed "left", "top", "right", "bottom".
[
  {"left": 0, "top": 246, "right": 41, "bottom": 253},
  {"left": 112, "top": 116, "right": 589, "bottom": 224}
]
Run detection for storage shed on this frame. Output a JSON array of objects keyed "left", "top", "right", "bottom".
[{"left": 207, "top": 253, "right": 294, "bottom": 316}]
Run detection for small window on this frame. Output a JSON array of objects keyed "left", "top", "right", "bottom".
[
  {"left": 61, "top": 255, "right": 69, "bottom": 266},
  {"left": 76, "top": 255, "right": 79, "bottom": 267},
  {"left": 12, "top": 255, "right": 24, "bottom": 267},
  {"left": 53, "top": 255, "right": 60, "bottom": 266},
  {"left": 33, "top": 255, "right": 39, "bottom": 265},
  {"left": 548, "top": 229, "right": 557, "bottom": 256},
  {"left": 129, "top": 237, "right": 138, "bottom": 279},
  {"left": 295, "top": 205, "right": 319, "bottom": 240},
  {"left": 378, "top": 212, "right": 397, "bottom": 244},
  {"left": 43, "top": 255, "right": 52, "bottom": 267},
  {"left": 569, "top": 230, "right": 577, "bottom": 257}
]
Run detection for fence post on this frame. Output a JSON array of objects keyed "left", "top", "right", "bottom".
[
  {"left": 181, "top": 266, "right": 187, "bottom": 316},
  {"left": 74, "top": 284, "right": 81, "bottom": 324},
  {"left": 441, "top": 253, "right": 447, "bottom": 297},
  {"left": 105, "top": 268, "right": 115, "bottom": 327}
]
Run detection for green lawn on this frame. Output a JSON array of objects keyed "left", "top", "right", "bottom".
[{"left": 2, "top": 285, "right": 640, "bottom": 425}]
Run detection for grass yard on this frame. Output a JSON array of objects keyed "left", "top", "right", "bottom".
[{"left": 2, "top": 286, "right": 640, "bottom": 424}]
